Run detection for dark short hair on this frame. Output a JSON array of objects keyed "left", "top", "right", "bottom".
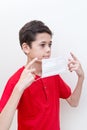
[{"left": 19, "top": 20, "right": 52, "bottom": 47}]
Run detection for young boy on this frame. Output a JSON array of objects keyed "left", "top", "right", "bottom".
[{"left": 0, "top": 20, "right": 84, "bottom": 130}]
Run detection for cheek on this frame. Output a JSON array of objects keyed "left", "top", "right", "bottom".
[{"left": 32, "top": 51, "right": 43, "bottom": 59}]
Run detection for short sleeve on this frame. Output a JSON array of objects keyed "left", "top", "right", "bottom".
[
  {"left": 0, "top": 79, "right": 15, "bottom": 112},
  {"left": 56, "top": 75, "right": 71, "bottom": 99},
  {"left": 0, "top": 67, "right": 24, "bottom": 112}
]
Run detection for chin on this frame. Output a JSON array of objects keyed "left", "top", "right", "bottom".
[{"left": 37, "top": 59, "right": 42, "bottom": 63}]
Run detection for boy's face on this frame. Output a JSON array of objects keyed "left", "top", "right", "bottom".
[{"left": 27, "top": 33, "right": 52, "bottom": 61}]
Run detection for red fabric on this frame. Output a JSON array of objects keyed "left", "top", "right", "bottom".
[{"left": 0, "top": 67, "right": 71, "bottom": 130}]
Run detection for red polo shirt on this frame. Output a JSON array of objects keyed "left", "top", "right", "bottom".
[{"left": 0, "top": 66, "right": 71, "bottom": 130}]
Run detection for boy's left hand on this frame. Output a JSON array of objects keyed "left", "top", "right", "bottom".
[{"left": 68, "top": 52, "right": 84, "bottom": 78}]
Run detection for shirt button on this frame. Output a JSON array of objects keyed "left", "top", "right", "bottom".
[{"left": 44, "top": 86, "right": 47, "bottom": 89}]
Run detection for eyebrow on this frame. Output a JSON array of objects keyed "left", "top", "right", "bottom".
[{"left": 39, "top": 40, "right": 52, "bottom": 44}]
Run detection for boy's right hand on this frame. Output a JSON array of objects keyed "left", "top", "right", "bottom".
[{"left": 17, "top": 58, "right": 37, "bottom": 91}]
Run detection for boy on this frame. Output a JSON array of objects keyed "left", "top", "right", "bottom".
[{"left": 0, "top": 20, "right": 84, "bottom": 130}]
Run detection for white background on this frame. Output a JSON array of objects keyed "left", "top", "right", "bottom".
[{"left": 0, "top": 0, "right": 87, "bottom": 130}]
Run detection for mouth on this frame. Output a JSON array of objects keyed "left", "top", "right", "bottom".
[{"left": 43, "top": 56, "right": 50, "bottom": 59}]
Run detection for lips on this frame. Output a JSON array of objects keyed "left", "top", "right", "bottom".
[{"left": 43, "top": 56, "right": 50, "bottom": 59}]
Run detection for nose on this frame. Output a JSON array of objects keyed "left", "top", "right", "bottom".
[{"left": 45, "top": 45, "right": 51, "bottom": 52}]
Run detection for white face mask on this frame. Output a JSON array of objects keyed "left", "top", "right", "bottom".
[{"left": 42, "top": 56, "right": 67, "bottom": 78}]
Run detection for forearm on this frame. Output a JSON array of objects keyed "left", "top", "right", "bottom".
[
  {"left": 0, "top": 83, "right": 24, "bottom": 130},
  {"left": 66, "top": 75, "right": 84, "bottom": 107}
]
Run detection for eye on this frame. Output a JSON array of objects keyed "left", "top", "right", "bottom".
[
  {"left": 49, "top": 43, "right": 52, "bottom": 48},
  {"left": 40, "top": 44, "right": 45, "bottom": 47}
]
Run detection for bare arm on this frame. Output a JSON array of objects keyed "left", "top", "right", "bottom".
[
  {"left": 66, "top": 53, "right": 84, "bottom": 107},
  {"left": 0, "top": 58, "right": 37, "bottom": 130}
]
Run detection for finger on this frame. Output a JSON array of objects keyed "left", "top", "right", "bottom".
[
  {"left": 29, "top": 69, "right": 36, "bottom": 79},
  {"left": 68, "top": 59, "right": 77, "bottom": 65},
  {"left": 69, "top": 67, "right": 78, "bottom": 72},
  {"left": 25, "top": 58, "right": 38, "bottom": 69},
  {"left": 29, "top": 68, "right": 36, "bottom": 74},
  {"left": 70, "top": 52, "right": 78, "bottom": 61}
]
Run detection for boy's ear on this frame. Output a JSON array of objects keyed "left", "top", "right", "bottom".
[{"left": 22, "top": 43, "right": 30, "bottom": 54}]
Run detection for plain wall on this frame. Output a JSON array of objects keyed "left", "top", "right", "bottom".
[{"left": 0, "top": 0, "right": 87, "bottom": 130}]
